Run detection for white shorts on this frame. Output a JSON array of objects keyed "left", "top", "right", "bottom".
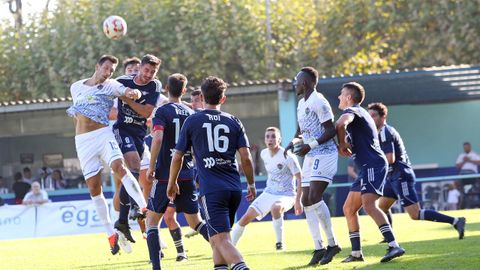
[
  {"left": 75, "top": 127, "right": 123, "bottom": 180},
  {"left": 301, "top": 152, "right": 338, "bottom": 187},
  {"left": 140, "top": 145, "right": 151, "bottom": 171},
  {"left": 249, "top": 192, "right": 295, "bottom": 220}
]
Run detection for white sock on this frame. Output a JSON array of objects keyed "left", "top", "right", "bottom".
[
  {"left": 272, "top": 216, "right": 284, "bottom": 244},
  {"left": 389, "top": 240, "right": 400, "bottom": 248},
  {"left": 316, "top": 200, "right": 337, "bottom": 246},
  {"left": 304, "top": 205, "right": 324, "bottom": 250},
  {"left": 121, "top": 171, "right": 147, "bottom": 209},
  {"left": 231, "top": 223, "right": 245, "bottom": 246},
  {"left": 352, "top": 250, "right": 362, "bottom": 257},
  {"left": 91, "top": 193, "right": 115, "bottom": 236}
]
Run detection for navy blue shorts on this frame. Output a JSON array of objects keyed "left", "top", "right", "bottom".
[
  {"left": 199, "top": 190, "right": 242, "bottom": 237},
  {"left": 388, "top": 167, "right": 419, "bottom": 207},
  {"left": 113, "top": 127, "right": 145, "bottom": 157},
  {"left": 383, "top": 178, "right": 397, "bottom": 199},
  {"left": 147, "top": 180, "right": 198, "bottom": 214},
  {"left": 351, "top": 165, "right": 387, "bottom": 196}
]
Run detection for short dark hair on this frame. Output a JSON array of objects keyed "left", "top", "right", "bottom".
[
  {"left": 122, "top": 57, "right": 141, "bottom": 71},
  {"left": 300, "top": 67, "right": 319, "bottom": 83},
  {"left": 342, "top": 82, "right": 365, "bottom": 104},
  {"left": 191, "top": 89, "right": 202, "bottom": 97},
  {"left": 201, "top": 76, "right": 227, "bottom": 105},
  {"left": 464, "top": 142, "right": 471, "bottom": 146},
  {"left": 23, "top": 167, "right": 31, "bottom": 173},
  {"left": 265, "top": 126, "right": 281, "bottom": 136},
  {"left": 167, "top": 73, "right": 188, "bottom": 98},
  {"left": 97, "top": 55, "right": 118, "bottom": 65},
  {"left": 367, "top": 102, "right": 388, "bottom": 117},
  {"left": 14, "top": 172, "right": 22, "bottom": 181},
  {"left": 141, "top": 54, "right": 161, "bottom": 67}
]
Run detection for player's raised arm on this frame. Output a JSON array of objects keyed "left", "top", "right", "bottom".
[
  {"left": 120, "top": 95, "right": 155, "bottom": 118},
  {"left": 238, "top": 147, "right": 256, "bottom": 202},
  {"left": 336, "top": 113, "right": 354, "bottom": 157}
]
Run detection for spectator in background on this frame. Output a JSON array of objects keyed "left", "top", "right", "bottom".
[
  {"left": 456, "top": 142, "right": 480, "bottom": 174},
  {"left": 22, "top": 181, "right": 49, "bottom": 205},
  {"left": 446, "top": 184, "right": 461, "bottom": 210},
  {"left": 347, "top": 157, "right": 358, "bottom": 182},
  {"left": 0, "top": 176, "right": 9, "bottom": 194},
  {"left": 455, "top": 142, "right": 480, "bottom": 198},
  {"left": 12, "top": 172, "right": 31, "bottom": 204},
  {"left": 22, "top": 167, "right": 34, "bottom": 184},
  {"left": 51, "top": 169, "right": 67, "bottom": 190},
  {"left": 38, "top": 167, "right": 53, "bottom": 190}
]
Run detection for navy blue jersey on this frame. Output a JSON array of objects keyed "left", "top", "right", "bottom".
[
  {"left": 344, "top": 105, "right": 387, "bottom": 168},
  {"left": 175, "top": 109, "right": 250, "bottom": 196},
  {"left": 144, "top": 134, "right": 152, "bottom": 149},
  {"left": 114, "top": 74, "right": 161, "bottom": 138},
  {"left": 152, "top": 102, "right": 194, "bottom": 182},
  {"left": 380, "top": 124, "right": 411, "bottom": 169}
]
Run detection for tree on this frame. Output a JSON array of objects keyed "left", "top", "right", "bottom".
[{"left": 0, "top": 0, "right": 479, "bottom": 102}]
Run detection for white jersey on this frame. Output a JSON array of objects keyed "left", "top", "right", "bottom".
[
  {"left": 261, "top": 147, "right": 301, "bottom": 196},
  {"left": 297, "top": 91, "right": 337, "bottom": 156},
  {"left": 67, "top": 79, "right": 126, "bottom": 125}
]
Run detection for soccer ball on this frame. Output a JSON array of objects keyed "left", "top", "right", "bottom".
[{"left": 103, "top": 15, "right": 127, "bottom": 40}]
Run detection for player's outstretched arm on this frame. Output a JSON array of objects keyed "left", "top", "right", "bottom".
[
  {"left": 120, "top": 92, "right": 155, "bottom": 118},
  {"left": 124, "top": 88, "right": 142, "bottom": 100},
  {"left": 336, "top": 113, "right": 354, "bottom": 157},
  {"left": 239, "top": 147, "right": 256, "bottom": 202},
  {"left": 167, "top": 150, "right": 184, "bottom": 200}
]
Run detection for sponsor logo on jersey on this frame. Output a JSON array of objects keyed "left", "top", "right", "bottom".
[
  {"left": 277, "top": 164, "right": 283, "bottom": 170},
  {"left": 203, "top": 157, "right": 215, "bottom": 168}
]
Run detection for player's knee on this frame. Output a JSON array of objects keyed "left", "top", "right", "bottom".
[
  {"left": 271, "top": 204, "right": 283, "bottom": 215},
  {"left": 110, "top": 160, "right": 126, "bottom": 175},
  {"left": 343, "top": 204, "right": 356, "bottom": 217},
  {"left": 362, "top": 203, "right": 377, "bottom": 216},
  {"left": 164, "top": 216, "right": 177, "bottom": 228},
  {"left": 407, "top": 209, "right": 419, "bottom": 220}
]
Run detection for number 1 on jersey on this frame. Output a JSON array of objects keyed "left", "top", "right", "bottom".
[{"left": 173, "top": 118, "right": 180, "bottom": 143}]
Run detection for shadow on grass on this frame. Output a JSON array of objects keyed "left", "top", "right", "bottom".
[
  {"left": 76, "top": 254, "right": 211, "bottom": 269},
  {"left": 76, "top": 259, "right": 150, "bottom": 270},
  {"left": 281, "top": 234, "right": 480, "bottom": 270}
]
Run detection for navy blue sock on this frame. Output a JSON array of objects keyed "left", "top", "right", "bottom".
[
  {"left": 169, "top": 228, "right": 184, "bottom": 254},
  {"left": 214, "top": 264, "right": 228, "bottom": 270},
  {"left": 118, "top": 185, "right": 130, "bottom": 224},
  {"left": 349, "top": 231, "right": 361, "bottom": 251},
  {"left": 147, "top": 228, "right": 161, "bottom": 270},
  {"left": 379, "top": 224, "right": 395, "bottom": 243},
  {"left": 195, "top": 221, "right": 209, "bottom": 242},
  {"left": 419, "top": 209, "right": 455, "bottom": 224},
  {"left": 231, "top": 261, "right": 249, "bottom": 270}
]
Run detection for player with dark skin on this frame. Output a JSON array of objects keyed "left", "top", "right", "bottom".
[{"left": 284, "top": 71, "right": 336, "bottom": 213}]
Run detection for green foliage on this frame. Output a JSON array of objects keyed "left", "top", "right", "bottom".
[{"left": 0, "top": 0, "right": 479, "bottom": 101}]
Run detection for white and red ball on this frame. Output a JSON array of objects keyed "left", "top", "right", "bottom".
[{"left": 103, "top": 15, "right": 127, "bottom": 40}]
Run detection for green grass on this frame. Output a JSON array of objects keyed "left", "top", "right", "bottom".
[{"left": 2, "top": 209, "right": 479, "bottom": 269}]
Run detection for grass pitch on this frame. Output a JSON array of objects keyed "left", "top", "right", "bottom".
[{"left": 2, "top": 209, "right": 479, "bottom": 269}]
